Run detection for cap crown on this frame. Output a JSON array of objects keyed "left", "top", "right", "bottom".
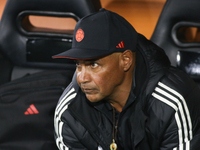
[{"left": 53, "top": 9, "right": 138, "bottom": 59}]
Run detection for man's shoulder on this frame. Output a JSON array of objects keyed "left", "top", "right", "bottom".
[
  {"left": 147, "top": 66, "right": 200, "bottom": 121},
  {"left": 160, "top": 66, "right": 197, "bottom": 96},
  {"left": 58, "top": 82, "right": 77, "bottom": 104},
  {"left": 55, "top": 82, "right": 78, "bottom": 120}
]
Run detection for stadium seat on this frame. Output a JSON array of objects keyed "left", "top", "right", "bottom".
[
  {"left": 151, "top": 0, "right": 200, "bottom": 81},
  {"left": 0, "top": 1, "right": 101, "bottom": 150},
  {"left": 0, "top": 0, "right": 101, "bottom": 84}
]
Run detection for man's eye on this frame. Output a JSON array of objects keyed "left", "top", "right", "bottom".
[
  {"left": 91, "top": 62, "right": 98, "bottom": 68},
  {"left": 76, "top": 62, "right": 80, "bottom": 66},
  {"left": 76, "top": 62, "right": 82, "bottom": 70}
]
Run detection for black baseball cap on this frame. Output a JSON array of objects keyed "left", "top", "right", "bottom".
[{"left": 53, "top": 8, "right": 138, "bottom": 60}]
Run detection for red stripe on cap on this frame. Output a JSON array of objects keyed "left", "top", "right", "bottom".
[
  {"left": 116, "top": 41, "right": 125, "bottom": 48},
  {"left": 121, "top": 41, "right": 125, "bottom": 48},
  {"left": 52, "top": 56, "right": 77, "bottom": 59},
  {"left": 53, "top": 55, "right": 107, "bottom": 60}
]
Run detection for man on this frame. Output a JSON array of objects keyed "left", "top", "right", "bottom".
[{"left": 53, "top": 9, "right": 200, "bottom": 150}]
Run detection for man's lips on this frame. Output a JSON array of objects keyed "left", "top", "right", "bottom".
[
  {"left": 83, "top": 89, "right": 93, "bottom": 93},
  {"left": 81, "top": 87, "right": 98, "bottom": 94}
]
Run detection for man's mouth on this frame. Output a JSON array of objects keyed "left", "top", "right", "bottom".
[{"left": 81, "top": 87, "right": 98, "bottom": 94}]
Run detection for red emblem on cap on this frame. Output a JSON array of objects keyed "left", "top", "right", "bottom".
[{"left": 76, "top": 29, "right": 84, "bottom": 42}]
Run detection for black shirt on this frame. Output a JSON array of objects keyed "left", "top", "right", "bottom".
[{"left": 94, "top": 84, "right": 136, "bottom": 150}]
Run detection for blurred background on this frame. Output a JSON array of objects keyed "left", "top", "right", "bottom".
[
  {"left": 0, "top": 0, "right": 166, "bottom": 39},
  {"left": 1, "top": 1, "right": 200, "bottom": 150}
]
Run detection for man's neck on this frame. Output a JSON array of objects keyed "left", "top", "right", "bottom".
[
  {"left": 108, "top": 77, "right": 133, "bottom": 112},
  {"left": 108, "top": 61, "right": 135, "bottom": 112}
]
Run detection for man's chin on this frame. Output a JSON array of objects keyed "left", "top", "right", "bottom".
[{"left": 86, "top": 94, "right": 102, "bottom": 103}]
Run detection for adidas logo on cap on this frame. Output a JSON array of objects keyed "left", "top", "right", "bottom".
[{"left": 116, "top": 41, "right": 125, "bottom": 48}]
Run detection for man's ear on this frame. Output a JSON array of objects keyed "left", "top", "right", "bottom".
[{"left": 121, "top": 50, "right": 135, "bottom": 72}]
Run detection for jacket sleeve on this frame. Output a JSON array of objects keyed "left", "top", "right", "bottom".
[
  {"left": 54, "top": 83, "right": 88, "bottom": 150},
  {"left": 150, "top": 79, "right": 200, "bottom": 150},
  {"left": 55, "top": 109, "right": 102, "bottom": 150},
  {"left": 55, "top": 115, "right": 88, "bottom": 150},
  {"left": 54, "top": 76, "right": 101, "bottom": 150}
]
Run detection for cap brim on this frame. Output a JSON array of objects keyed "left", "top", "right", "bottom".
[{"left": 52, "top": 48, "right": 113, "bottom": 60}]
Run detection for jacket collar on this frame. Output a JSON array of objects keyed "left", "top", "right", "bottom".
[{"left": 134, "top": 34, "right": 170, "bottom": 97}]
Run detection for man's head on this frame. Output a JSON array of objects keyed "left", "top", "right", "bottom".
[
  {"left": 75, "top": 50, "right": 135, "bottom": 103},
  {"left": 53, "top": 9, "right": 138, "bottom": 103}
]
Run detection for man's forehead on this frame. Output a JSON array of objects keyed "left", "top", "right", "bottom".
[
  {"left": 74, "top": 58, "right": 101, "bottom": 62},
  {"left": 74, "top": 55, "right": 111, "bottom": 62},
  {"left": 75, "top": 58, "right": 100, "bottom": 63}
]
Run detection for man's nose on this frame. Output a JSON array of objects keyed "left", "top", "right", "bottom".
[{"left": 77, "top": 67, "right": 90, "bottom": 83}]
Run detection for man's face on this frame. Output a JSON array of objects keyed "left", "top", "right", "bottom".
[{"left": 76, "top": 53, "right": 126, "bottom": 103}]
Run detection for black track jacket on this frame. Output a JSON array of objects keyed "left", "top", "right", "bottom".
[{"left": 54, "top": 34, "right": 200, "bottom": 150}]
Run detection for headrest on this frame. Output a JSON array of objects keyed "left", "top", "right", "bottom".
[
  {"left": 0, "top": 0, "right": 101, "bottom": 69},
  {"left": 151, "top": 0, "right": 200, "bottom": 80}
]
